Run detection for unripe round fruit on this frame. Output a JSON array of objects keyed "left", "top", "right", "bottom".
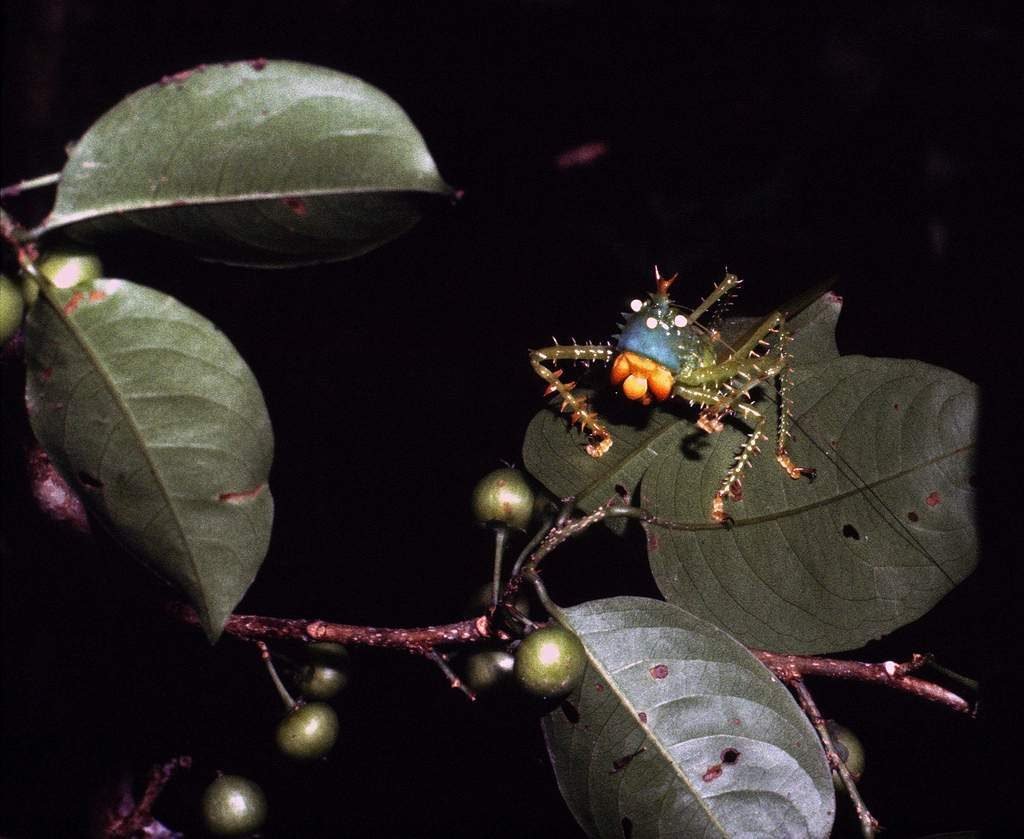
[
  {"left": 296, "top": 663, "right": 349, "bottom": 700},
  {"left": 827, "top": 721, "right": 866, "bottom": 790},
  {"left": 471, "top": 468, "right": 535, "bottom": 531},
  {"left": 305, "top": 641, "right": 350, "bottom": 666},
  {"left": 462, "top": 649, "right": 516, "bottom": 694},
  {"left": 275, "top": 702, "right": 339, "bottom": 761},
  {"left": 0, "top": 274, "right": 25, "bottom": 345},
  {"left": 37, "top": 247, "right": 104, "bottom": 289},
  {"left": 200, "top": 774, "right": 267, "bottom": 836},
  {"left": 513, "top": 625, "right": 586, "bottom": 699}
]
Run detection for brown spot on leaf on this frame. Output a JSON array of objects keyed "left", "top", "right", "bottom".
[
  {"left": 88, "top": 290, "right": 106, "bottom": 302},
  {"left": 646, "top": 530, "right": 659, "bottom": 552},
  {"left": 64, "top": 291, "right": 84, "bottom": 315},
  {"left": 77, "top": 471, "right": 103, "bottom": 490},
  {"left": 283, "top": 196, "right": 308, "bottom": 216},
  {"left": 702, "top": 764, "right": 723, "bottom": 782},
  {"left": 638, "top": 712, "right": 647, "bottom": 724},
  {"left": 926, "top": 491, "right": 941, "bottom": 507},
  {"left": 159, "top": 66, "right": 203, "bottom": 86},
  {"left": 610, "top": 747, "right": 646, "bottom": 774},
  {"left": 731, "top": 718, "right": 742, "bottom": 726},
  {"left": 218, "top": 483, "right": 266, "bottom": 504},
  {"left": 40, "top": 368, "right": 52, "bottom": 383},
  {"left": 249, "top": 57, "right": 268, "bottom": 71},
  {"left": 649, "top": 664, "right": 669, "bottom": 679},
  {"left": 893, "top": 403, "right": 900, "bottom": 410},
  {"left": 594, "top": 682, "right": 604, "bottom": 692},
  {"left": 907, "top": 511, "right": 919, "bottom": 522}
]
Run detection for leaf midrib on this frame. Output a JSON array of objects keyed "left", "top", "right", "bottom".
[
  {"left": 44, "top": 288, "right": 200, "bottom": 591},
  {"left": 35, "top": 183, "right": 447, "bottom": 236},
  {"left": 557, "top": 607, "right": 729, "bottom": 838}
]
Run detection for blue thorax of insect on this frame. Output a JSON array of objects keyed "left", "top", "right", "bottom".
[{"left": 530, "top": 267, "right": 815, "bottom": 522}]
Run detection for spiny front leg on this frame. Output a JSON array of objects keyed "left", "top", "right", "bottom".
[{"left": 529, "top": 345, "right": 616, "bottom": 457}]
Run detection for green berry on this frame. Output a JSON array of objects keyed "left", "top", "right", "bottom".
[
  {"left": 513, "top": 625, "right": 586, "bottom": 699},
  {"left": 462, "top": 649, "right": 516, "bottom": 694},
  {"left": 0, "top": 274, "right": 24, "bottom": 345},
  {"left": 275, "top": 702, "right": 339, "bottom": 761},
  {"left": 471, "top": 468, "right": 534, "bottom": 531},
  {"left": 37, "top": 247, "right": 104, "bottom": 290},
  {"left": 305, "top": 641, "right": 351, "bottom": 666},
  {"left": 200, "top": 775, "right": 267, "bottom": 836},
  {"left": 296, "top": 663, "right": 349, "bottom": 700},
  {"left": 827, "top": 721, "right": 866, "bottom": 790}
]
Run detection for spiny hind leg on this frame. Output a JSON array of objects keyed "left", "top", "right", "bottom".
[
  {"left": 674, "top": 381, "right": 770, "bottom": 523},
  {"left": 697, "top": 312, "right": 815, "bottom": 481},
  {"left": 675, "top": 351, "right": 813, "bottom": 522},
  {"left": 530, "top": 344, "right": 616, "bottom": 456},
  {"left": 772, "top": 336, "right": 815, "bottom": 481}
]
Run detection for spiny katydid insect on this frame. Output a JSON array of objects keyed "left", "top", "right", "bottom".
[{"left": 529, "top": 268, "right": 816, "bottom": 523}]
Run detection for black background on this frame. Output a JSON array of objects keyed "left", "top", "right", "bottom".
[{"left": 2, "top": 2, "right": 1019, "bottom": 837}]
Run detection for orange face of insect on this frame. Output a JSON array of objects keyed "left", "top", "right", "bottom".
[{"left": 609, "top": 350, "right": 674, "bottom": 405}]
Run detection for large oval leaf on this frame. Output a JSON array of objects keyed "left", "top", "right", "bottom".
[
  {"left": 34, "top": 60, "right": 451, "bottom": 266},
  {"left": 645, "top": 354, "right": 977, "bottom": 653},
  {"left": 543, "top": 597, "right": 834, "bottom": 838},
  {"left": 25, "top": 279, "right": 274, "bottom": 641},
  {"left": 523, "top": 295, "right": 977, "bottom": 653}
]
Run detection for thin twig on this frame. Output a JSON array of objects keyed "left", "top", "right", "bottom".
[
  {"left": 788, "top": 678, "right": 879, "bottom": 838},
  {"left": 491, "top": 525, "right": 508, "bottom": 608},
  {"left": 257, "top": 640, "right": 296, "bottom": 711},
  {"left": 167, "top": 602, "right": 496, "bottom": 652},
  {"left": 103, "top": 755, "right": 192, "bottom": 839},
  {"left": 0, "top": 171, "right": 60, "bottom": 199},
  {"left": 427, "top": 649, "right": 476, "bottom": 701},
  {"left": 752, "top": 649, "right": 975, "bottom": 716}
]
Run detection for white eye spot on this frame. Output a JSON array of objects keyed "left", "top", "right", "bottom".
[
  {"left": 629, "top": 299, "right": 643, "bottom": 312},
  {"left": 645, "top": 317, "right": 658, "bottom": 329},
  {"left": 673, "top": 314, "right": 688, "bottom": 327}
]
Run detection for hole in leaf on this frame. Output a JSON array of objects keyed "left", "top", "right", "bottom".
[
  {"left": 561, "top": 700, "right": 580, "bottom": 725},
  {"left": 907, "top": 511, "right": 919, "bottom": 522},
  {"left": 721, "top": 748, "right": 740, "bottom": 764},
  {"left": 842, "top": 524, "right": 860, "bottom": 540},
  {"left": 621, "top": 817, "right": 633, "bottom": 839},
  {"left": 77, "top": 471, "right": 103, "bottom": 489}
]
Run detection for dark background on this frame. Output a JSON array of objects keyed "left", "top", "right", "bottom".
[{"left": 2, "top": 2, "right": 1019, "bottom": 837}]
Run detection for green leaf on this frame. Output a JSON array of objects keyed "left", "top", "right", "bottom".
[
  {"left": 34, "top": 60, "right": 451, "bottom": 266},
  {"left": 521, "top": 293, "right": 842, "bottom": 526},
  {"left": 25, "top": 279, "right": 274, "bottom": 641},
  {"left": 522, "top": 295, "right": 978, "bottom": 653},
  {"left": 645, "top": 354, "right": 978, "bottom": 653},
  {"left": 543, "top": 596, "right": 834, "bottom": 838}
]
